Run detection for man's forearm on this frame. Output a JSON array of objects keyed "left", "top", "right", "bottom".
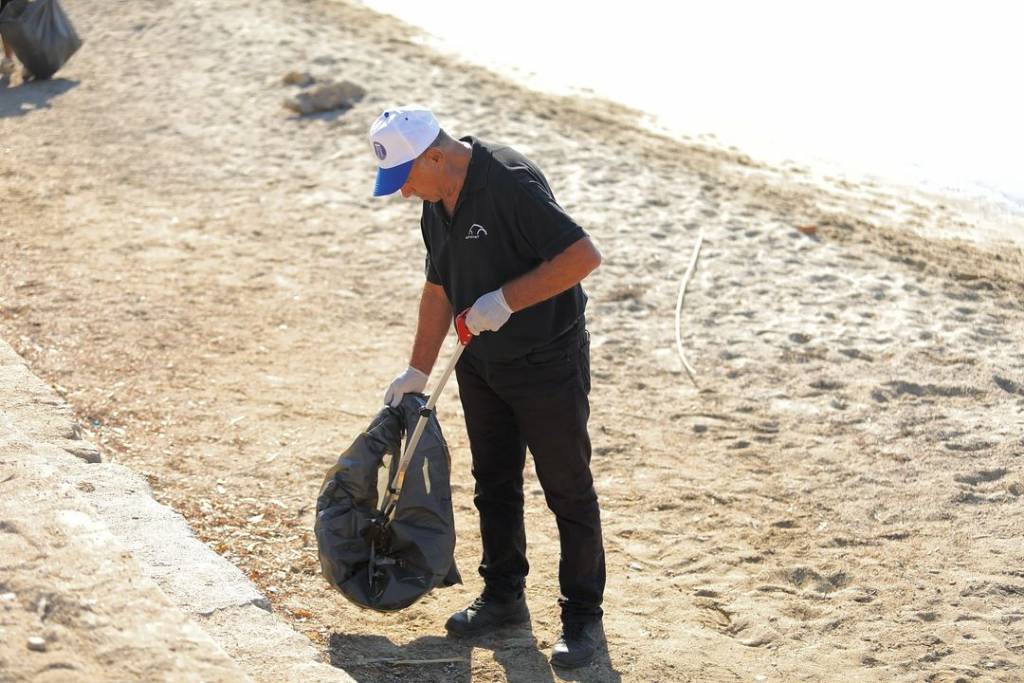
[
  {"left": 502, "top": 236, "right": 602, "bottom": 312},
  {"left": 410, "top": 282, "right": 453, "bottom": 374}
]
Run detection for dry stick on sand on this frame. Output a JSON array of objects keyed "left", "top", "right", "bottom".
[
  {"left": 675, "top": 229, "right": 705, "bottom": 389},
  {"left": 354, "top": 657, "right": 469, "bottom": 666}
]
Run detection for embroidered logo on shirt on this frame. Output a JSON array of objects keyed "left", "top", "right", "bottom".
[{"left": 466, "top": 223, "right": 489, "bottom": 239}]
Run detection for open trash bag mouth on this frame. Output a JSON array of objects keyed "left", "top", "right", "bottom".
[{"left": 314, "top": 393, "right": 461, "bottom": 612}]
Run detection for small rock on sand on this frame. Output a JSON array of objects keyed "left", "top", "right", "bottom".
[
  {"left": 27, "top": 636, "right": 47, "bottom": 652},
  {"left": 282, "top": 70, "right": 313, "bottom": 87},
  {"left": 283, "top": 80, "right": 365, "bottom": 115}
]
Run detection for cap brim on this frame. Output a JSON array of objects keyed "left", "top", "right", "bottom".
[{"left": 373, "top": 160, "right": 414, "bottom": 197}]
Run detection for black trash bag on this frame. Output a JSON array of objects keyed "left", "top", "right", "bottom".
[
  {"left": 315, "top": 393, "right": 461, "bottom": 612},
  {"left": 0, "top": 0, "right": 82, "bottom": 80}
]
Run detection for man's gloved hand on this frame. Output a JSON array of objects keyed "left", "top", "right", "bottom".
[
  {"left": 465, "top": 288, "right": 512, "bottom": 335},
  {"left": 384, "top": 366, "right": 429, "bottom": 407}
]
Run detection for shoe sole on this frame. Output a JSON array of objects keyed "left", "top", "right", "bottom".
[
  {"left": 550, "top": 651, "right": 597, "bottom": 669},
  {"left": 444, "top": 612, "right": 530, "bottom": 637}
]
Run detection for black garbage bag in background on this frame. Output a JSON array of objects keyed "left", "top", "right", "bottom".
[
  {"left": 0, "top": 0, "right": 82, "bottom": 80},
  {"left": 315, "top": 393, "right": 461, "bottom": 612}
]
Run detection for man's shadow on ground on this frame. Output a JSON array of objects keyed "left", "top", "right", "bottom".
[
  {"left": 328, "top": 621, "right": 621, "bottom": 683},
  {"left": 0, "top": 76, "right": 78, "bottom": 117}
]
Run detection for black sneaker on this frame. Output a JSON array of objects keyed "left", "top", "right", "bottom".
[
  {"left": 444, "top": 594, "right": 530, "bottom": 636},
  {"left": 550, "top": 619, "right": 601, "bottom": 669}
]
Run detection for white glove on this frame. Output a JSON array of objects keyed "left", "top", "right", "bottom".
[
  {"left": 465, "top": 288, "right": 512, "bottom": 335},
  {"left": 384, "top": 366, "right": 428, "bottom": 407}
]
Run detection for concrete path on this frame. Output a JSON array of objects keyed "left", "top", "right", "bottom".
[{"left": 0, "top": 338, "right": 355, "bottom": 682}]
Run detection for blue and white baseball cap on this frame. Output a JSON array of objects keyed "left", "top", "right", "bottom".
[{"left": 369, "top": 106, "right": 441, "bottom": 196}]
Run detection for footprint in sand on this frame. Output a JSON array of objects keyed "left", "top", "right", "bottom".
[
  {"left": 950, "top": 489, "right": 1013, "bottom": 505},
  {"left": 943, "top": 439, "right": 997, "bottom": 454},
  {"left": 695, "top": 598, "right": 746, "bottom": 637},
  {"left": 805, "top": 378, "right": 844, "bottom": 393},
  {"left": 993, "top": 375, "right": 1024, "bottom": 396},
  {"left": 871, "top": 380, "right": 984, "bottom": 403},
  {"left": 926, "top": 670, "right": 991, "bottom": 683},
  {"left": 953, "top": 469, "right": 1008, "bottom": 486},
  {"left": 694, "top": 596, "right": 778, "bottom": 649},
  {"left": 839, "top": 347, "right": 873, "bottom": 361},
  {"left": 696, "top": 600, "right": 731, "bottom": 630},
  {"left": 766, "top": 566, "right": 852, "bottom": 595}
]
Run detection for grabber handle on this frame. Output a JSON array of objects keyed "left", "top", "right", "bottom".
[
  {"left": 381, "top": 312, "right": 473, "bottom": 521},
  {"left": 455, "top": 308, "right": 473, "bottom": 345}
]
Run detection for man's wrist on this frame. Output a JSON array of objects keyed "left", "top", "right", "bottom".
[{"left": 496, "top": 286, "right": 514, "bottom": 314}]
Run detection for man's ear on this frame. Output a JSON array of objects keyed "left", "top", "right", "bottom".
[{"left": 423, "top": 148, "right": 444, "bottom": 167}]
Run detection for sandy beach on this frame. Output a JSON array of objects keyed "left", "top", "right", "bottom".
[{"left": 2, "top": 1, "right": 1023, "bottom": 681}]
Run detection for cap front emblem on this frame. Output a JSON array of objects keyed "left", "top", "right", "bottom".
[{"left": 373, "top": 142, "right": 387, "bottom": 160}]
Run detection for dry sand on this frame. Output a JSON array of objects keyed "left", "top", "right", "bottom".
[{"left": 2, "top": 1, "right": 1023, "bottom": 681}]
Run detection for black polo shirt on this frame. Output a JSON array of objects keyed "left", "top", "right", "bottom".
[{"left": 421, "top": 137, "right": 588, "bottom": 362}]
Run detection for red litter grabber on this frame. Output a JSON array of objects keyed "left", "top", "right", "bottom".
[{"left": 379, "top": 308, "right": 473, "bottom": 523}]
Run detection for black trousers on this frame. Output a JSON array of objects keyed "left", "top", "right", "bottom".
[{"left": 455, "top": 322, "right": 605, "bottom": 623}]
